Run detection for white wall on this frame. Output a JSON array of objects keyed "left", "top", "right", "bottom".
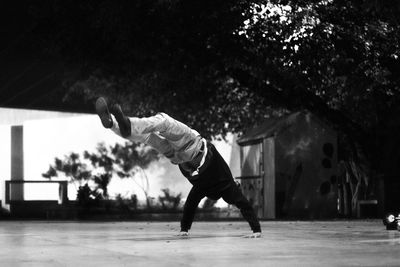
[
  {"left": 0, "top": 108, "right": 236, "bottom": 208},
  {"left": 22, "top": 115, "right": 192, "bottom": 201}
]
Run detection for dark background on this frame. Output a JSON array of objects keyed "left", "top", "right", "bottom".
[{"left": 1, "top": 0, "right": 400, "bottom": 213}]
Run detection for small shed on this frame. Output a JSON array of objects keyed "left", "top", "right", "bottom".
[{"left": 236, "top": 111, "right": 338, "bottom": 219}]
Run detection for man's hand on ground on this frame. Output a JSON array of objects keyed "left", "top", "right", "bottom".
[
  {"left": 177, "top": 231, "right": 189, "bottom": 237},
  {"left": 243, "top": 232, "right": 262, "bottom": 238}
]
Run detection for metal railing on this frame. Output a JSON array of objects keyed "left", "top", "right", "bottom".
[{"left": 5, "top": 180, "right": 68, "bottom": 205}]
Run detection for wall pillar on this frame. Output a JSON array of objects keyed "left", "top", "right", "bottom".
[{"left": 11, "top": 125, "right": 24, "bottom": 201}]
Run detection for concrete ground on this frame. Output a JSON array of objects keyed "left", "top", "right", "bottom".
[{"left": 0, "top": 220, "right": 399, "bottom": 267}]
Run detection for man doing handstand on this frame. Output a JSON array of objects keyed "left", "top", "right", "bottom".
[{"left": 95, "top": 97, "right": 261, "bottom": 238}]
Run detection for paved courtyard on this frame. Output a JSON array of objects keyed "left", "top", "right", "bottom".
[{"left": 0, "top": 220, "right": 399, "bottom": 266}]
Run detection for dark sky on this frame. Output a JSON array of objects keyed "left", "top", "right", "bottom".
[{"left": 0, "top": 2, "right": 88, "bottom": 113}]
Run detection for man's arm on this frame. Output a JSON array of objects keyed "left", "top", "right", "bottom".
[{"left": 180, "top": 186, "right": 204, "bottom": 233}]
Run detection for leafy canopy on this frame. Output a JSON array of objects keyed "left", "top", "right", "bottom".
[
  {"left": 43, "top": 142, "right": 161, "bottom": 198},
  {"left": 30, "top": 0, "right": 400, "bottom": 172}
]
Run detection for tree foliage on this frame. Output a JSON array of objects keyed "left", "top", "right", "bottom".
[
  {"left": 43, "top": 142, "right": 161, "bottom": 199},
  {"left": 30, "top": 0, "right": 400, "bottom": 177},
  {"left": 233, "top": 1, "right": 400, "bottom": 167}
]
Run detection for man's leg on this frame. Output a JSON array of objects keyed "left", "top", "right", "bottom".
[
  {"left": 128, "top": 112, "right": 200, "bottom": 151},
  {"left": 110, "top": 119, "right": 175, "bottom": 159},
  {"left": 95, "top": 97, "right": 132, "bottom": 137},
  {"left": 95, "top": 97, "right": 113, "bottom": 128},
  {"left": 96, "top": 97, "right": 202, "bottom": 161},
  {"left": 221, "top": 183, "right": 262, "bottom": 234},
  {"left": 96, "top": 97, "right": 197, "bottom": 144},
  {"left": 128, "top": 113, "right": 202, "bottom": 162},
  {"left": 96, "top": 97, "right": 177, "bottom": 159},
  {"left": 145, "top": 133, "right": 175, "bottom": 160}
]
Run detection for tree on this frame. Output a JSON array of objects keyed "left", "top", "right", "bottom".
[
  {"left": 43, "top": 142, "right": 160, "bottom": 203},
  {"left": 231, "top": 1, "right": 400, "bottom": 186},
  {"left": 42, "top": 152, "right": 92, "bottom": 187},
  {"left": 111, "top": 142, "right": 160, "bottom": 208},
  {"left": 30, "top": 1, "right": 400, "bottom": 193},
  {"left": 158, "top": 189, "right": 182, "bottom": 211},
  {"left": 25, "top": 0, "right": 255, "bottom": 135}
]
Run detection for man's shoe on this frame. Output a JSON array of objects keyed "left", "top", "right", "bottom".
[
  {"left": 111, "top": 104, "right": 131, "bottom": 137},
  {"left": 95, "top": 97, "right": 113, "bottom": 128}
]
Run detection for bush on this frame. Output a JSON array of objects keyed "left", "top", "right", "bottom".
[{"left": 158, "top": 189, "right": 182, "bottom": 211}]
